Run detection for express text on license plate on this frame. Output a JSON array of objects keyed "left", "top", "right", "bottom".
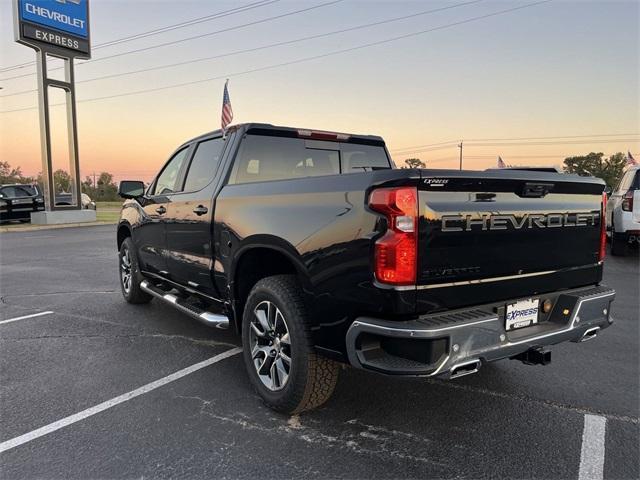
[{"left": 505, "top": 298, "right": 539, "bottom": 331}]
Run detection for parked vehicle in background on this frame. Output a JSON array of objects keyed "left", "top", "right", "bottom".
[
  {"left": 116, "top": 123, "right": 615, "bottom": 414},
  {"left": 606, "top": 165, "right": 639, "bottom": 256},
  {"left": 0, "top": 184, "right": 44, "bottom": 223},
  {"left": 55, "top": 192, "right": 97, "bottom": 210}
]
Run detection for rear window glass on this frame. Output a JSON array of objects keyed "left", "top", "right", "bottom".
[
  {"left": 232, "top": 135, "right": 389, "bottom": 184},
  {"left": 341, "top": 143, "right": 390, "bottom": 173}
]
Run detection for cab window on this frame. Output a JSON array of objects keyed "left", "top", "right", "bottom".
[
  {"left": 182, "top": 138, "right": 225, "bottom": 192},
  {"left": 152, "top": 147, "right": 189, "bottom": 196},
  {"left": 233, "top": 136, "right": 339, "bottom": 184}
]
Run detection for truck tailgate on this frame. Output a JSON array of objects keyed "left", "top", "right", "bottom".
[{"left": 416, "top": 170, "right": 605, "bottom": 310}]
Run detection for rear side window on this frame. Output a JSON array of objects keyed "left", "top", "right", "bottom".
[
  {"left": 631, "top": 171, "right": 640, "bottom": 190},
  {"left": 232, "top": 135, "right": 389, "bottom": 184},
  {"left": 183, "top": 138, "right": 225, "bottom": 192},
  {"left": 152, "top": 147, "right": 189, "bottom": 195},
  {"left": 233, "top": 136, "right": 340, "bottom": 184}
]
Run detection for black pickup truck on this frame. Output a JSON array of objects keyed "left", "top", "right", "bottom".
[{"left": 117, "top": 123, "right": 615, "bottom": 413}]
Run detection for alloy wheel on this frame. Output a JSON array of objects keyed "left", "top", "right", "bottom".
[
  {"left": 249, "top": 300, "right": 292, "bottom": 391},
  {"left": 120, "top": 247, "right": 132, "bottom": 294}
]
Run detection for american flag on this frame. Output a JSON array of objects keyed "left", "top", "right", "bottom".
[
  {"left": 626, "top": 151, "right": 638, "bottom": 166},
  {"left": 221, "top": 80, "right": 233, "bottom": 134},
  {"left": 497, "top": 156, "right": 506, "bottom": 168}
]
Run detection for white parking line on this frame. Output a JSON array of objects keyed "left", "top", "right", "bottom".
[
  {"left": 578, "top": 414, "right": 607, "bottom": 480},
  {"left": 0, "top": 346, "right": 242, "bottom": 454},
  {"left": 0, "top": 311, "right": 54, "bottom": 326}
]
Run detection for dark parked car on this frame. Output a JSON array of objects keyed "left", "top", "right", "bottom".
[
  {"left": 116, "top": 123, "right": 615, "bottom": 413},
  {"left": 0, "top": 184, "right": 44, "bottom": 223}
]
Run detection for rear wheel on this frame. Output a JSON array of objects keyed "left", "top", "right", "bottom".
[
  {"left": 119, "top": 237, "right": 152, "bottom": 304},
  {"left": 242, "top": 275, "right": 339, "bottom": 413},
  {"left": 610, "top": 221, "right": 628, "bottom": 256}
]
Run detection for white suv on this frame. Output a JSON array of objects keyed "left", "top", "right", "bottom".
[{"left": 606, "top": 165, "right": 640, "bottom": 255}]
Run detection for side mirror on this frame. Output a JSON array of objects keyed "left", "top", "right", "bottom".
[
  {"left": 604, "top": 186, "right": 612, "bottom": 196},
  {"left": 118, "top": 180, "right": 145, "bottom": 199}
]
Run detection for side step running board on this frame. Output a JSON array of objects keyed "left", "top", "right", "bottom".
[{"left": 140, "top": 280, "right": 229, "bottom": 329}]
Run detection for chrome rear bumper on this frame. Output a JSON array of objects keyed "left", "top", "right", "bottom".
[{"left": 346, "top": 285, "right": 615, "bottom": 377}]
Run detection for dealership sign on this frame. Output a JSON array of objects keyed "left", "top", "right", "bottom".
[{"left": 14, "top": 0, "right": 91, "bottom": 58}]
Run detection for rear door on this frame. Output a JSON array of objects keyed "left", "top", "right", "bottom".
[
  {"left": 136, "top": 146, "right": 191, "bottom": 275},
  {"left": 416, "top": 170, "right": 605, "bottom": 310},
  {"left": 164, "top": 136, "right": 227, "bottom": 296}
]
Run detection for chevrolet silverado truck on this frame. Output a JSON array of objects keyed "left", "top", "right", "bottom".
[{"left": 116, "top": 123, "right": 615, "bottom": 413}]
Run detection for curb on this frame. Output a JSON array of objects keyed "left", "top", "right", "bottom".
[{"left": 0, "top": 221, "right": 116, "bottom": 233}]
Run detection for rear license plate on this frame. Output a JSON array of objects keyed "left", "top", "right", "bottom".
[{"left": 505, "top": 298, "right": 539, "bottom": 331}]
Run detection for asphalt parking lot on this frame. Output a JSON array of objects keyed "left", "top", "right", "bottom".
[{"left": 0, "top": 225, "right": 638, "bottom": 479}]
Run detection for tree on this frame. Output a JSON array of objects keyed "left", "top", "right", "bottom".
[
  {"left": 402, "top": 158, "right": 426, "bottom": 169},
  {"left": 53, "top": 169, "right": 72, "bottom": 193},
  {"left": 96, "top": 171, "right": 118, "bottom": 201},
  {"left": 563, "top": 152, "right": 626, "bottom": 189},
  {"left": 0, "top": 161, "right": 25, "bottom": 183}
]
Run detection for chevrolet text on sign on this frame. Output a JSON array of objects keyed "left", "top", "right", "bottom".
[{"left": 15, "top": 0, "right": 90, "bottom": 57}]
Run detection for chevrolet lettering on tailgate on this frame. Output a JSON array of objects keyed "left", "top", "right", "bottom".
[{"left": 441, "top": 212, "right": 599, "bottom": 232}]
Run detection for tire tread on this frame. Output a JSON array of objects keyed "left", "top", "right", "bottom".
[{"left": 243, "top": 275, "right": 339, "bottom": 413}]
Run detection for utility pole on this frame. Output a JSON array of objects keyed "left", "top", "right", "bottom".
[
  {"left": 93, "top": 171, "right": 96, "bottom": 189},
  {"left": 458, "top": 141, "right": 463, "bottom": 170}
]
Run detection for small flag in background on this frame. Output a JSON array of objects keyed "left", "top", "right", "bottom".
[
  {"left": 221, "top": 80, "right": 233, "bottom": 134},
  {"left": 497, "top": 156, "right": 506, "bottom": 168},
  {"left": 626, "top": 151, "right": 638, "bottom": 166}
]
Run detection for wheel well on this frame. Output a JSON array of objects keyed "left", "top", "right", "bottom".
[
  {"left": 233, "top": 247, "right": 299, "bottom": 332},
  {"left": 117, "top": 224, "right": 131, "bottom": 250}
]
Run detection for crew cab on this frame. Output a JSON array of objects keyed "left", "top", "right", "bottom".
[{"left": 117, "top": 123, "right": 615, "bottom": 413}]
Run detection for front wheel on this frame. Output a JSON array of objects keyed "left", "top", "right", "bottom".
[
  {"left": 119, "top": 237, "right": 152, "bottom": 304},
  {"left": 242, "top": 275, "right": 339, "bottom": 414}
]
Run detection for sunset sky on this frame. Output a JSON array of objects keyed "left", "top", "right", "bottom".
[{"left": 1, "top": 0, "right": 638, "bottom": 183}]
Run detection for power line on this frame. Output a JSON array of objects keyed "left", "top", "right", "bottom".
[
  {"left": 392, "top": 136, "right": 640, "bottom": 155},
  {"left": 91, "top": 0, "right": 280, "bottom": 49},
  {"left": 390, "top": 132, "right": 640, "bottom": 153},
  {"left": 0, "top": 0, "right": 554, "bottom": 114},
  {"left": 465, "top": 133, "right": 639, "bottom": 142},
  {"left": 466, "top": 138, "right": 640, "bottom": 147},
  {"left": 0, "top": 0, "right": 279, "bottom": 74},
  {"left": 0, "top": 0, "right": 343, "bottom": 82},
  {"left": 0, "top": 0, "right": 485, "bottom": 98}
]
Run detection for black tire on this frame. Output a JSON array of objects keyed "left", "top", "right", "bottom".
[
  {"left": 610, "top": 219, "right": 628, "bottom": 256},
  {"left": 242, "top": 275, "right": 339, "bottom": 414},
  {"left": 610, "top": 232, "right": 628, "bottom": 256},
  {"left": 119, "top": 237, "right": 153, "bottom": 304}
]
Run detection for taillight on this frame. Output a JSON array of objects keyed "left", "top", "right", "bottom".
[
  {"left": 369, "top": 187, "right": 418, "bottom": 285},
  {"left": 621, "top": 190, "right": 634, "bottom": 212},
  {"left": 599, "top": 191, "right": 607, "bottom": 262}
]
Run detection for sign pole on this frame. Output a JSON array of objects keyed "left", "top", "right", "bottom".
[
  {"left": 35, "top": 49, "right": 54, "bottom": 212},
  {"left": 13, "top": 0, "right": 92, "bottom": 222},
  {"left": 65, "top": 56, "right": 82, "bottom": 211}
]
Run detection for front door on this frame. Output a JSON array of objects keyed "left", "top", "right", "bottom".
[
  {"left": 136, "top": 146, "right": 191, "bottom": 276},
  {"left": 164, "top": 136, "right": 226, "bottom": 296}
]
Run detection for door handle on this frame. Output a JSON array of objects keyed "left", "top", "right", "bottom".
[
  {"left": 156, "top": 206, "right": 166, "bottom": 215},
  {"left": 193, "top": 205, "right": 208, "bottom": 216}
]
